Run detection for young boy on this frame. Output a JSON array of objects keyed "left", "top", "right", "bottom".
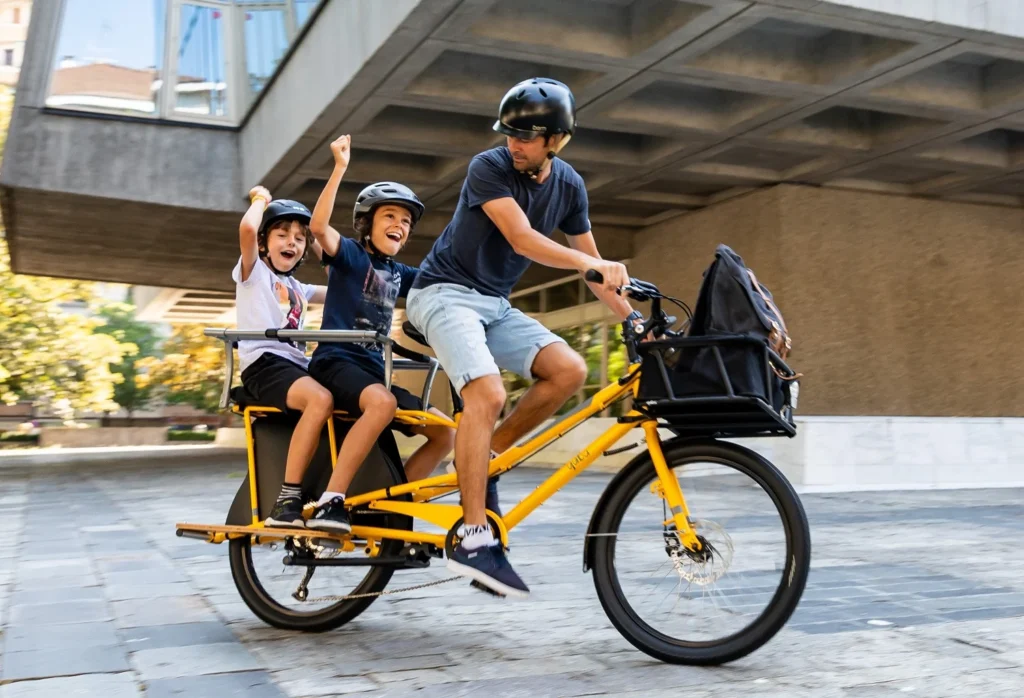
[
  {"left": 233, "top": 188, "right": 334, "bottom": 529},
  {"left": 306, "top": 134, "right": 455, "bottom": 533}
]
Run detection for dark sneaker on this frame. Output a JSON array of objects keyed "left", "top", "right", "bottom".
[
  {"left": 447, "top": 543, "right": 529, "bottom": 599},
  {"left": 265, "top": 496, "right": 306, "bottom": 529},
  {"left": 306, "top": 497, "right": 351, "bottom": 534}
]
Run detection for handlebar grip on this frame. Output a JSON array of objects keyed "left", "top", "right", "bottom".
[{"left": 584, "top": 269, "right": 604, "bottom": 284}]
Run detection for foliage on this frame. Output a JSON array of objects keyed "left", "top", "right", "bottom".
[
  {"left": 94, "top": 301, "right": 161, "bottom": 416},
  {"left": 0, "top": 235, "right": 130, "bottom": 418},
  {"left": 167, "top": 429, "right": 217, "bottom": 442},
  {"left": 140, "top": 324, "right": 231, "bottom": 414}
]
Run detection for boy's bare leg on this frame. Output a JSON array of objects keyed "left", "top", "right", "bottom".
[
  {"left": 283, "top": 377, "right": 335, "bottom": 483},
  {"left": 266, "top": 378, "right": 334, "bottom": 528},
  {"left": 322, "top": 384, "right": 397, "bottom": 495},
  {"left": 404, "top": 407, "right": 456, "bottom": 482}
]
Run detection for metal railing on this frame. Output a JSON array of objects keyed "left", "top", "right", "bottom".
[{"left": 203, "top": 328, "right": 440, "bottom": 411}]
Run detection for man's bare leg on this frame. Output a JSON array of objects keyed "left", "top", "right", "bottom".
[
  {"left": 455, "top": 375, "right": 506, "bottom": 526},
  {"left": 490, "top": 343, "right": 587, "bottom": 455}
]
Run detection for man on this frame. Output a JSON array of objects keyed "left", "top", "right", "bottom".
[{"left": 406, "top": 78, "right": 640, "bottom": 598}]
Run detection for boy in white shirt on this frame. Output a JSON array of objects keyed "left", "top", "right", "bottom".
[{"left": 233, "top": 187, "right": 332, "bottom": 528}]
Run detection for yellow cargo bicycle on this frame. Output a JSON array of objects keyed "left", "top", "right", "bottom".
[{"left": 176, "top": 273, "right": 810, "bottom": 665}]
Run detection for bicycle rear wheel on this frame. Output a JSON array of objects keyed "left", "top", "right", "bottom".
[{"left": 590, "top": 439, "right": 810, "bottom": 664}]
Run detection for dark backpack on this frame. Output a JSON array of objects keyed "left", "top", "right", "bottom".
[
  {"left": 637, "top": 244, "right": 799, "bottom": 416},
  {"left": 688, "top": 244, "right": 792, "bottom": 360}
]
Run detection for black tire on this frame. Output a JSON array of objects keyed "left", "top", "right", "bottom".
[
  {"left": 228, "top": 533, "right": 404, "bottom": 633},
  {"left": 591, "top": 439, "right": 811, "bottom": 665}
]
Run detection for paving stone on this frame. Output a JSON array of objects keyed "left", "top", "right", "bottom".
[
  {"left": 117, "top": 622, "right": 237, "bottom": 651},
  {"left": 0, "top": 672, "right": 140, "bottom": 698},
  {"left": 8, "top": 586, "right": 106, "bottom": 607},
  {"left": 130, "top": 642, "right": 261, "bottom": 680},
  {"left": 111, "top": 596, "right": 215, "bottom": 628},
  {"left": 104, "top": 582, "right": 197, "bottom": 601},
  {"left": 143, "top": 670, "right": 285, "bottom": 698},
  {"left": 1, "top": 645, "right": 130, "bottom": 681},
  {"left": 9, "top": 600, "right": 112, "bottom": 626},
  {"left": 3, "top": 622, "right": 121, "bottom": 653}
]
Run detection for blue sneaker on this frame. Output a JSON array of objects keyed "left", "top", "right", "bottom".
[{"left": 447, "top": 543, "right": 530, "bottom": 599}]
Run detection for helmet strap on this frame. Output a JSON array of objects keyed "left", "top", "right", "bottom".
[{"left": 524, "top": 133, "right": 571, "bottom": 180}]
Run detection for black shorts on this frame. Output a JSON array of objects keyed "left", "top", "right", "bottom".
[
  {"left": 309, "top": 357, "right": 424, "bottom": 437},
  {"left": 240, "top": 353, "right": 311, "bottom": 412}
]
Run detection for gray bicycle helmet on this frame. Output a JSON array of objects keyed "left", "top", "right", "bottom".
[{"left": 352, "top": 182, "right": 425, "bottom": 228}]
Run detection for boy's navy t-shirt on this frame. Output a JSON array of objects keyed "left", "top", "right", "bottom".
[
  {"left": 412, "top": 147, "right": 591, "bottom": 299},
  {"left": 311, "top": 237, "right": 418, "bottom": 378}
]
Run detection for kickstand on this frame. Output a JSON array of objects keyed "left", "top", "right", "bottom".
[{"left": 293, "top": 566, "right": 315, "bottom": 602}]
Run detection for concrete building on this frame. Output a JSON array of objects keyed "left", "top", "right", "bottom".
[{"left": 2, "top": 0, "right": 1023, "bottom": 487}]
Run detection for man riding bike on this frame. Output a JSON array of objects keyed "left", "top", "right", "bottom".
[{"left": 406, "top": 78, "right": 642, "bottom": 598}]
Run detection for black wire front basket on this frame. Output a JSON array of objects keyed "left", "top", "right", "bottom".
[{"left": 635, "top": 334, "right": 799, "bottom": 439}]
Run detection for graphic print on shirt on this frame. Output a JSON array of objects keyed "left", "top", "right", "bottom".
[
  {"left": 354, "top": 264, "right": 401, "bottom": 354},
  {"left": 273, "top": 278, "right": 308, "bottom": 349}
]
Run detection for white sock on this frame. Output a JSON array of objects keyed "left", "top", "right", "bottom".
[
  {"left": 458, "top": 524, "right": 496, "bottom": 551},
  {"left": 317, "top": 491, "right": 344, "bottom": 506}
]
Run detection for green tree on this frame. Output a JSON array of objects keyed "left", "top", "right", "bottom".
[
  {"left": 94, "top": 299, "right": 161, "bottom": 417},
  {"left": 0, "top": 235, "right": 129, "bottom": 417},
  {"left": 139, "top": 324, "right": 231, "bottom": 415}
]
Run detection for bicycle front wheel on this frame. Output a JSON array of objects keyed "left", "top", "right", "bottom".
[{"left": 591, "top": 439, "right": 810, "bottom": 665}]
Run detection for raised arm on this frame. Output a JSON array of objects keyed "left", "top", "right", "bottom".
[
  {"left": 309, "top": 134, "right": 351, "bottom": 259},
  {"left": 238, "top": 185, "right": 270, "bottom": 282}
]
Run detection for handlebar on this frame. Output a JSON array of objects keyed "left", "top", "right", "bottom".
[{"left": 584, "top": 269, "right": 683, "bottom": 364}]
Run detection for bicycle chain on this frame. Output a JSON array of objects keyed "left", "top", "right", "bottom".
[{"left": 304, "top": 574, "right": 462, "bottom": 603}]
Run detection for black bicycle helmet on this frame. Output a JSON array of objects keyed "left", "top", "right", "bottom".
[
  {"left": 352, "top": 182, "right": 424, "bottom": 227},
  {"left": 260, "top": 199, "right": 312, "bottom": 234},
  {"left": 257, "top": 199, "right": 312, "bottom": 276},
  {"left": 493, "top": 78, "right": 576, "bottom": 141}
]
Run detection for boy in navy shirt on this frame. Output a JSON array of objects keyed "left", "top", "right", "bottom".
[{"left": 305, "top": 135, "right": 454, "bottom": 533}]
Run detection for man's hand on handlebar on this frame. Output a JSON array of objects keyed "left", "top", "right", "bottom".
[{"left": 580, "top": 257, "right": 630, "bottom": 294}]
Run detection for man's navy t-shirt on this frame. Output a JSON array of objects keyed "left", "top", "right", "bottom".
[
  {"left": 311, "top": 237, "right": 417, "bottom": 378},
  {"left": 413, "top": 147, "right": 591, "bottom": 298}
]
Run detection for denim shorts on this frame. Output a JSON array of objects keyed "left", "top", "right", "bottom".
[{"left": 406, "top": 283, "right": 566, "bottom": 394}]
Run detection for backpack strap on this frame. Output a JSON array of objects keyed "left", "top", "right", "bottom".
[{"left": 745, "top": 269, "right": 792, "bottom": 359}]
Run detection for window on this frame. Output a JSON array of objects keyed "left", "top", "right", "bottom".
[
  {"left": 242, "top": 7, "right": 288, "bottom": 94},
  {"left": 46, "top": 0, "right": 166, "bottom": 115},
  {"left": 12, "top": 7, "right": 20, "bottom": 24},
  {"left": 3, "top": 50, "right": 12, "bottom": 67},
  {"left": 174, "top": 4, "right": 228, "bottom": 117},
  {"left": 46, "top": 0, "right": 326, "bottom": 123},
  {"left": 293, "top": 0, "right": 319, "bottom": 29}
]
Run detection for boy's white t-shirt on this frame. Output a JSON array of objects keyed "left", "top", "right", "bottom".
[{"left": 232, "top": 256, "right": 318, "bottom": 372}]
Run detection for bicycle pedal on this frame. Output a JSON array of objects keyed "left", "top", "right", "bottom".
[{"left": 469, "top": 579, "right": 506, "bottom": 598}]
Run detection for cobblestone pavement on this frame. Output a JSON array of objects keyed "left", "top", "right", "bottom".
[{"left": 1, "top": 458, "right": 1023, "bottom": 697}]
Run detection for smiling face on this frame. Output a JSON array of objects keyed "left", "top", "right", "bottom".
[
  {"left": 367, "top": 204, "right": 413, "bottom": 257},
  {"left": 263, "top": 219, "right": 308, "bottom": 273}
]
